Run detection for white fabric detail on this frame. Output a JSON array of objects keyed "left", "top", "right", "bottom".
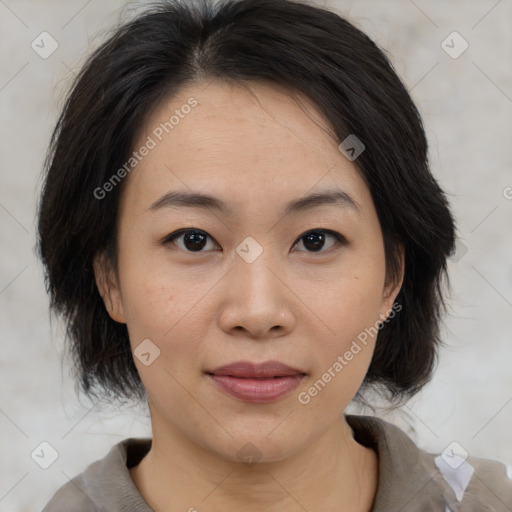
[
  {"left": 435, "top": 455, "right": 475, "bottom": 502},
  {"left": 506, "top": 463, "right": 512, "bottom": 480},
  {"left": 444, "top": 505, "right": 452, "bottom": 512}
]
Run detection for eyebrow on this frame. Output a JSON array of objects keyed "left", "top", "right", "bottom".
[{"left": 148, "top": 188, "right": 360, "bottom": 216}]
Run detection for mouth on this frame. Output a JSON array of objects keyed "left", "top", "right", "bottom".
[{"left": 205, "top": 361, "right": 307, "bottom": 403}]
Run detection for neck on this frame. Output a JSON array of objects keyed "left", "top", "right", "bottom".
[{"left": 130, "top": 414, "right": 378, "bottom": 512}]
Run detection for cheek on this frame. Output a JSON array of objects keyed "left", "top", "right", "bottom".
[
  {"left": 121, "top": 273, "right": 170, "bottom": 334},
  {"left": 336, "top": 285, "right": 382, "bottom": 341},
  {"left": 300, "top": 292, "right": 382, "bottom": 411},
  {"left": 307, "top": 254, "right": 386, "bottom": 393},
  {"left": 121, "top": 271, "right": 207, "bottom": 402},
  {"left": 116, "top": 242, "right": 197, "bottom": 350},
  {"left": 319, "top": 267, "right": 385, "bottom": 345}
]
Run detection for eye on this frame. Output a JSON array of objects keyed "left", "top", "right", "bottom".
[
  {"left": 161, "top": 228, "right": 219, "bottom": 253},
  {"left": 160, "top": 228, "right": 346, "bottom": 254},
  {"left": 292, "top": 229, "right": 346, "bottom": 253}
]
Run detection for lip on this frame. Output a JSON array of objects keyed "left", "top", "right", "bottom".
[
  {"left": 206, "top": 361, "right": 306, "bottom": 403},
  {"left": 208, "top": 360, "right": 305, "bottom": 378}
]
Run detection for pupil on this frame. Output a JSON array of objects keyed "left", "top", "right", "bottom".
[
  {"left": 303, "top": 232, "right": 324, "bottom": 252},
  {"left": 184, "top": 231, "right": 206, "bottom": 251},
  {"left": 181, "top": 231, "right": 326, "bottom": 252}
]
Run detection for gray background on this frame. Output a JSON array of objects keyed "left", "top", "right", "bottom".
[{"left": 1, "top": 0, "right": 511, "bottom": 510}]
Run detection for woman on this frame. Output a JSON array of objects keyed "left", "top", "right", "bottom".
[{"left": 37, "top": 0, "right": 512, "bottom": 510}]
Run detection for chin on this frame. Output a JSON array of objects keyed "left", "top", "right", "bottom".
[{"left": 206, "top": 427, "right": 308, "bottom": 466}]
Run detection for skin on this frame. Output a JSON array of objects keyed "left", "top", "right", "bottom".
[{"left": 94, "top": 78, "right": 404, "bottom": 512}]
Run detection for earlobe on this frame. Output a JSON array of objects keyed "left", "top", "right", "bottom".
[
  {"left": 92, "top": 252, "right": 126, "bottom": 324},
  {"left": 381, "top": 245, "right": 405, "bottom": 313}
]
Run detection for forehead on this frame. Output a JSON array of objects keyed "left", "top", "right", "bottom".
[{"left": 122, "top": 79, "right": 372, "bottom": 217}]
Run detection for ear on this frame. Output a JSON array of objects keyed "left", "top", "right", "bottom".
[
  {"left": 92, "top": 251, "right": 126, "bottom": 324},
  {"left": 379, "top": 244, "right": 405, "bottom": 320}
]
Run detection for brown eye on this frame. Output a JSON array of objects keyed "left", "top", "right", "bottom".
[
  {"left": 293, "top": 229, "right": 345, "bottom": 253},
  {"left": 163, "top": 229, "right": 219, "bottom": 252}
]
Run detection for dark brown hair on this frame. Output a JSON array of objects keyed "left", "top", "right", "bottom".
[{"left": 36, "top": 0, "right": 456, "bottom": 406}]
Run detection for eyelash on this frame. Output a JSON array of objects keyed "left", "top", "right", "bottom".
[{"left": 160, "top": 228, "right": 347, "bottom": 254}]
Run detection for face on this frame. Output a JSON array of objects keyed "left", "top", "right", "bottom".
[{"left": 94, "top": 79, "right": 403, "bottom": 463}]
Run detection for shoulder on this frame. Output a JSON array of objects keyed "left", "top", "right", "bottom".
[
  {"left": 40, "top": 437, "right": 152, "bottom": 512},
  {"left": 345, "top": 414, "right": 512, "bottom": 512},
  {"left": 40, "top": 479, "right": 100, "bottom": 512},
  {"left": 429, "top": 450, "right": 512, "bottom": 512}
]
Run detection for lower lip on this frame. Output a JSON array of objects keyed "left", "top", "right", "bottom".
[{"left": 208, "top": 374, "right": 305, "bottom": 403}]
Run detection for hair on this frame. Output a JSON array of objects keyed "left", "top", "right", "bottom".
[{"left": 36, "top": 0, "right": 456, "bottom": 406}]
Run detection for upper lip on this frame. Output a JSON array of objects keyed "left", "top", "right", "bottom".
[{"left": 207, "top": 361, "right": 306, "bottom": 378}]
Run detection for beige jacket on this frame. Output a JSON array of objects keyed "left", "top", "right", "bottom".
[{"left": 41, "top": 414, "right": 512, "bottom": 511}]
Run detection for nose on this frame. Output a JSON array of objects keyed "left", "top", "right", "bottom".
[{"left": 217, "top": 249, "right": 296, "bottom": 340}]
